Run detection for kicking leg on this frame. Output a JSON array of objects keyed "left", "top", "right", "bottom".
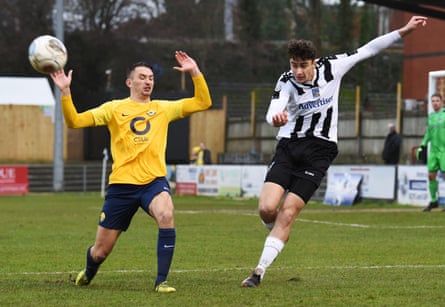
[
  {"left": 242, "top": 192, "right": 305, "bottom": 287},
  {"left": 258, "top": 182, "right": 285, "bottom": 230}
]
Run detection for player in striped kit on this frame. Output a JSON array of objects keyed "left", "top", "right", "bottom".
[{"left": 241, "top": 16, "right": 428, "bottom": 288}]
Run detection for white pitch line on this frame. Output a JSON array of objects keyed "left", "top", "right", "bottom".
[
  {"left": 5, "top": 264, "right": 445, "bottom": 277},
  {"left": 297, "top": 218, "right": 445, "bottom": 229},
  {"left": 176, "top": 210, "right": 445, "bottom": 229}
]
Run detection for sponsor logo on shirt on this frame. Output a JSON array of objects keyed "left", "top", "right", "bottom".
[{"left": 298, "top": 95, "right": 333, "bottom": 110}]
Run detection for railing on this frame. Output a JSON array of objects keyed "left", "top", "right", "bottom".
[{"left": 28, "top": 163, "right": 111, "bottom": 193}]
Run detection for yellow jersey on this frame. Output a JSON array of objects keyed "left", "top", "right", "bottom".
[{"left": 61, "top": 74, "right": 211, "bottom": 185}]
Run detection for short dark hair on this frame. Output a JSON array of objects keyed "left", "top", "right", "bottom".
[
  {"left": 287, "top": 39, "right": 317, "bottom": 60},
  {"left": 431, "top": 92, "right": 443, "bottom": 100},
  {"left": 127, "top": 61, "right": 153, "bottom": 78}
]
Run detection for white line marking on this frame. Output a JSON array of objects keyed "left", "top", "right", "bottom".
[
  {"left": 6, "top": 264, "right": 445, "bottom": 277},
  {"left": 176, "top": 210, "right": 445, "bottom": 229},
  {"left": 297, "top": 218, "right": 445, "bottom": 229}
]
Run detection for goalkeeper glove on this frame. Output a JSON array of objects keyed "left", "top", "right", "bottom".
[
  {"left": 415, "top": 147, "right": 421, "bottom": 160},
  {"left": 416, "top": 146, "right": 425, "bottom": 161}
]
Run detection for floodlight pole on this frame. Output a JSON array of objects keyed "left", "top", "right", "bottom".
[
  {"left": 224, "top": 0, "right": 236, "bottom": 41},
  {"left": 53, "top": 0, "right": 64, "bottom": 192}
]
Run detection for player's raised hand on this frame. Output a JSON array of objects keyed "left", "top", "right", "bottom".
[
  {"left": 50, "top": 69, "right": 73, "bottom": 95},
  {"left": 398, "top": 16, "right": 427, "bottom": 37},
  {"left": 173, "top": 51, "right": 201, "bottom": 77}
]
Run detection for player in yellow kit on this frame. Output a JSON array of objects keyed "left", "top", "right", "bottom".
[{"left": 50, "top": 51, "right": 212, "bottom": 293}]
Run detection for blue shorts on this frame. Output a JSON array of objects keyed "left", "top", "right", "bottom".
[{"left": 99, "top": 177, "right": 171, "bottom": 231}]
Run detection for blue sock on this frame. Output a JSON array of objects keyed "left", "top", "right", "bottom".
[
  {"left": 155, "top": 228, "right": 176, "bottom": 285},
  {"left": 85, "top": 246, "right": 101, "bottom": 281}
]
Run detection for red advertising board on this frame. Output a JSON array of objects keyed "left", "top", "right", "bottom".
[
  {"left": 175, "top": 182, "right": 197, "bottom": 196},
  {"left": 0, "top": 166, "right": 29, "bottom": 195}
]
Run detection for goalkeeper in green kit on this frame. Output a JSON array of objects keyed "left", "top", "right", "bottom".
[{"left": 417, "top": 93, "right": 445, "bottom": 212}]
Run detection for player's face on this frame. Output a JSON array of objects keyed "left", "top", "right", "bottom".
[
  {"left": 127, "top": 66, "right": 154, "bottom": 99},
  {"left": 290, "top": 58, "right": 315, "bottom": 83},
  {"left": 431, "top": 95, "right": 443, "bottom": 112}
]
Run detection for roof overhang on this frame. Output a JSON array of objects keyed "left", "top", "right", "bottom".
[
  {"left": 0, "top": 77, "right": 55, "bottom": 106},
  {"left": 360, "top": 0, "right": 445, "bottom": 20}
]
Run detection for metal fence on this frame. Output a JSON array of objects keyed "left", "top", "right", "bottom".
[
  {"left": 28, "top": 163, "right": 111, "bottom": 193},
  {"left": 208, "top": 83, "right": 413, "bottom": 120}
]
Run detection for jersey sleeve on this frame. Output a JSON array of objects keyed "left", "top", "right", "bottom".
[
  {"left": 421, "top": 129, "right": 430, "bottom": 146},
  {"left": 61, "top": 95, "right": 95, "bottom": 128},
  {"left": 180, "top": 74, "right": 212, "bottom": 117},
  {"left": 357, "top": 30, "right": 401, "bottom": 58},
  {"left": 333, "top": 30, "right": 402, "bottom": 76},
  {"left": 90, "top": 101, "right": 115, "bottom": 126},
  {"left": 265, "top": 74, "right": 290, "bottom": 125}
]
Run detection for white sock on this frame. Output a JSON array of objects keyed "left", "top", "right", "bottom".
[
  {"left": 256, "top": 236, "right": 285, "bottom": 278},
  {"left": 261, "top": 220, "right": 275, "bottom": 231}
]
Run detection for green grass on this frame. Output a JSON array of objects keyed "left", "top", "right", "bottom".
[{"left": 1, "top": 193, "right": 445, "bottom": 306}]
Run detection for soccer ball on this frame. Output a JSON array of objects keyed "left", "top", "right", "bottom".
[{"left": 28, "top": 35, "right": 67, "bottom": 74}]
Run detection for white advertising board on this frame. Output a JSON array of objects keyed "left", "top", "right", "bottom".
[
  {"left": 327, "top": 165, "right": 396, "bottom": 199},
  {"left": 323, "top": 173, "right": 362, "bottom": 206},
  {"left": 204, "top": 165, "right": 241, "bottom": 197},
  {"left": 175, "top": 165, "right": 199, "bottom": 195},
  {"left": 176, "top": 164, "right": 445, "bottom": 205},
  {"left": 241, "top": 165, "right": 267, "bottom": 197},
  {"left": 175, "top": 165, "right": 245, "bottom": 197},
  {"left": 397, "top": 165, "right": 429, "bottom": 206}
]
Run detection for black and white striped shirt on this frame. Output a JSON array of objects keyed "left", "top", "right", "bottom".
[{"left": 266, "top": 30, "right": 401, "bottom": 143}]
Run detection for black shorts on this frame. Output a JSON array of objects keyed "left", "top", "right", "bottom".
[{"left": 265, "top": 137, "right": 338, "bottom": 203}]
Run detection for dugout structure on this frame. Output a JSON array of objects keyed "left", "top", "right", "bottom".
[{"left": 0, "top": 77, "right": 67, "bottom": 162}]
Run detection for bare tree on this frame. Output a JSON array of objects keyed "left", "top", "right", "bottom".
[
  {"left": 336, "top": 0, "right": 354, "bottom": 51},
  {"left": 64, "top": 0, "right": 164, "bottom": 32},
  {"left": 0, "top": 0, "right": 55, "bottom": 74},
  {"left": 286, "top": 0, "right": 321, "bottom": 51}
]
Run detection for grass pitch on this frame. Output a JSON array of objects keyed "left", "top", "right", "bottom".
[{"left": 1, "top": 193, "right": 444, "bottom": 306}]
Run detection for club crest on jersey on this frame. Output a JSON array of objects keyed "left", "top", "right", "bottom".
[
  {"left": 312, "top": 87, "right": 320, "bottom": 98},
  {"left": 147, "top": 111, "right": 156, "bottom": 117}
]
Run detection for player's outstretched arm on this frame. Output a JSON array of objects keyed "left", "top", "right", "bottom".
[
  {"left": 354, "top": 15, "right": 427, "bottom": 62},
  {"left": 397, "top": 16, "right": 427, "bottom": 37},
  {"left": 176, "top": 51, "right": 212, "bottom": 115},
  {"left": 173, "top": 51, "right": 202, "bottom": 77},
  {"left": 50, "top": 69, "right": 95, "bottom": 128}
]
